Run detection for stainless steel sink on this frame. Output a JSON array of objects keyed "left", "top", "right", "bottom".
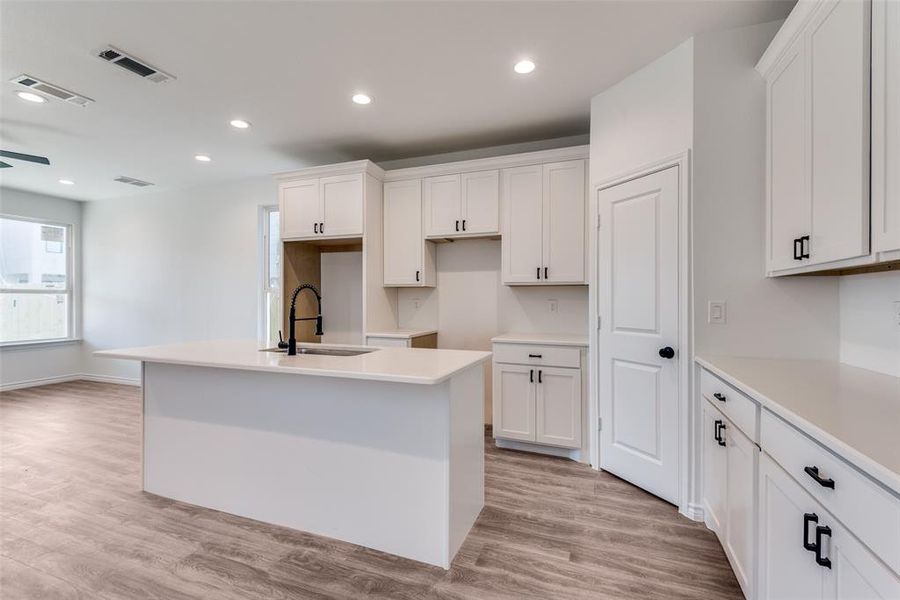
[{"left": 261, "top": 346, "right": 376, "bottom": 357}]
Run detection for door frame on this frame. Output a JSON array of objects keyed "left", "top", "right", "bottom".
[{"left": 588, "top": 150, "right": 696, "bottom": 519}]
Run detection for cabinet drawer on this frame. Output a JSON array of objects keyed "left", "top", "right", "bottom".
[
  {"left": 761, "top": 409, "right": 900, "bottom": 575},
  {"left": 699, "top": 368, "right": 759, "bottom": 442},
  {"left": 492, "top": 343, "right": 581, "bottom": 368}
]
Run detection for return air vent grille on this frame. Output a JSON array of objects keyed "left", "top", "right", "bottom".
[
  {"left": 97, "top": 45, "right": 174, "bottom": 83},
  {"left": 10, "top": 74, "right": 94, "bottom": 106},
  {"left": 114, "top": 176, "right": 154, "bottom": 187}
]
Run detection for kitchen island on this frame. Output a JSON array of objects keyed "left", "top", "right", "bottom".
[{"left": 96, "top": 340, "right": 490, "bottom": 569}]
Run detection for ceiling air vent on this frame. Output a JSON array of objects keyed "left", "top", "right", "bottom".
[
  {"left": 10, "top": 74, "right": 94, "bottom": 106},
  {"left": 114, "top": 176, "right": 154, "bottom": 187},
  {"left": 97, "top": 45, "right": 174, "bottom": 83}
]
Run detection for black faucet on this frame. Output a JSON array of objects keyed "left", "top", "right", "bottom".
[{"left": 287, "top": 283, "right": 323, "bottom": 355}]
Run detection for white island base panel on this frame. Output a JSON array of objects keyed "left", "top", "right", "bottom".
[{"left": 141, "top": 362, "right": 484, "bottom": 569}]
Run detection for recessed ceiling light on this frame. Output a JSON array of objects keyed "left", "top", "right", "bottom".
[
  {"left": 194, "top": 154, "right": 212, "bottom": 162},
  {"left": 230, "top": 119, "right": 251, "bottom": 129},
  {"left": 16, "top": 91, "right": 46, "bottom": 103},
  {"left": 352, "top": 93, "right": 371, "bottom": 105},
  {"left": 514, "top": 59, "right": 536, "bottom": 74},
  {"left": 58, "top": 179, "right": 75, "bottom": 185}
]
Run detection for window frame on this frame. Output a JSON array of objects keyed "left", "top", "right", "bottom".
[
  {"left": 0, "top": 213, "right": 78, "bottom": 347},
  {"left": 257, "top": 205, "right": 281, "bottom": 347}
]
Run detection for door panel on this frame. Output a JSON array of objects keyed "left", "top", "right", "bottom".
[
  {"left": 423, "top": 174, "right": 461, "bottom": 237},
  {"left": 280, "top": 179, "right": 320, "bottom": 239},
  {"left": 502, "top": 165, "right": 544, "bottom": 284},
  {"left": 320, "top": 174, "right": 363, "bottom": 237},
  {"left": 807, "top": 0, "right": 870, "bottom": 265},
  {"left": 828, "top": 519, "right": 900, "bottom": 599},
  {"left": 535, "top": 366, "right": 581, "bottom": 449},
  {"left": 461, "top": 170, "right": 499, "bottom": 235},
  {"left": 493, "top": 364, "right": 536, "bottom": 442},
  {"left": 598, "top": 166, "right": 679, "bottom": 504},
  {"left": 543, "top": 160, "right": 586, "bottom": 283},
  {"left": 383, "top": 180, "right": 422, "bottom": 286}
]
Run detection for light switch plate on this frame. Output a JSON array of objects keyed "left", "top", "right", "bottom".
[
  {"left": 708, "top": 301, "right": 726, "bottom": 325},
  {"left": 548, "top": 299, "right": 559, "bottom": 314}
]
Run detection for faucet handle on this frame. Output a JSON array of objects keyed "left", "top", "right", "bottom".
[{"left": 277, "top": 330, "right": 288, "bottom": 349}]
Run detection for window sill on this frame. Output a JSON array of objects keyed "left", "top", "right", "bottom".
[{"left": 0, "top": 338, "right": 82, "bottom": 351}]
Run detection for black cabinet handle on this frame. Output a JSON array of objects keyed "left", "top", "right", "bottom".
[
  {"left": 528, "top": 353, "right": 542, "bottom": 358},
  {"left": 804, "top": 466, "right": 835, "bottom": 489},
  {"left": 415, "top": 270, "right": 420, "bottom": 282},
  {"left": 543, "top": 266, "right": 548, "bottom": 279},
  {"left": 815, "top": 526, "right": 832, "bottom": 569},
  {"left": 462, "top": 219, "right": 466, "bottom": 231},
  {"left": 320, "top": 222, "right": 324, "bottom": 234},
  {"left": 659, "top": 346, "right": 675, "bottom": 359},
  {"left": 714, "top": 419, "right": 723, "bottom": 443},
  {"left": 713, "top": 392, "right": 726, "bottom": 402},
  {"left": 455, "top": 220, "right": 459, "bottom": 232},
  {"left": 530, "top": 369, "right": 534, "bottom": 383},
  {"left": 800, "top": 235, "right": 810, "bottom": 259},
  {"left": 536, "top": 267, "right": 541, "bottom": 280},
  {"left": 793, "top": 237, "right": 802, "bottom": 260},
  {"left": 803, "top": 513, "right": 819, "bottom": 552},
  {"left": 717, "top": 422, "right": 726, "bottom": 446},
  {"left": 537, "top": 370, "right": 542, "bottom": 384},
  {"left": 314, "top": 223, "right": 318, "bottom": 234}
]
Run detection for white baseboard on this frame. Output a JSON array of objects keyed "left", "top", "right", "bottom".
[
  {"left": 681, "top": 502, "right": 705, "bottom": 522},
  {"left": 495, "top": 437, "right": 582, "bottom": 462},
  {"left": 0, "top": 373, "right": 140, "bottom": 392}
]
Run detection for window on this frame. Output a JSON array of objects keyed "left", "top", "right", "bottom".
[
  {"left": 259, "top": 206, "right": 282, "bottom": 347},
  {"left": 0, "top": 216, "right": 75, "bottom": 344}
]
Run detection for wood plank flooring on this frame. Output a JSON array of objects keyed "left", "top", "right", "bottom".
[{"left": 0, "top": 381, "right": 743, "bottom": 599}]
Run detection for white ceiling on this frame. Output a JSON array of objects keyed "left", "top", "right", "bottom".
[{"left": 0, "top": 0, "right": 793, "bottom": 202}]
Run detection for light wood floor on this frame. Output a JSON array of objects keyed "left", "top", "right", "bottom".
[{"left": 1, "top": 381, "right": 743, "bottom": 600}]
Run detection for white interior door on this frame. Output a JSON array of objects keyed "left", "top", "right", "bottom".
[{"left": 597, "top": 166, "right": 680, "bottom": 504}]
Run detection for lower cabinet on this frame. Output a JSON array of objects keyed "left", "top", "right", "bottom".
[
  {"left": 702, "top": 399, "right": 758, "bottom": 599},
  {"left": 758, "top": 453, "right": 900, "bottom": 599}
]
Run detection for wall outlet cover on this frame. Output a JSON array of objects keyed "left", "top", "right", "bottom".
[
  {"left": 548, "top": 299, "right": 559, "bottom": 314},
  {"left": 708, "top": 301, "right": 726, "bottom": 325}
]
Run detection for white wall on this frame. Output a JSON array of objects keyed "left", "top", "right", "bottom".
[
  {"left": 0, "top": 187, "right": 84, "bottom": 389},
  {"left": 320, "top": 251, "right": 363, "bottom": 345},
  {"left": 840, "top": 272, "right": 900, "bottom": 377},
  {"left": 397, "top": 239, "right": 589, "bottom": 422},
  {"left": 81, "top": 177, "right": 276, "bottom": 382},
  {"left": 692, "top": 21, "right": 840, "bottom": 360}
]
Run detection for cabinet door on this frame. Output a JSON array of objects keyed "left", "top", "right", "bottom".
[
  {"left": 320, "top": 174, "right": 363, "bottom": 237},
  {"left": 501, "top": 165, "right": 544, "bottom": 284},
  {"left": 461, "top": 170, "right": 499, "bottom": 235},
  {"left": 703, "top": 402, "right": 727, "bottom": 536},
  {"left": 493, "top": 364, "right": 536, "bottom": 442},
  {"left": 767, "top": 35, "right": 810, "bottom": 272},
  {"left": 280, "top": 179, "right": 320, "bottom": 239},
  {"left": 423, "top": 174, "right": 461, "bottom": 237},
  {"left": 383, "top": 180, "right": 423, "bottom": 286},
  {"left": 873, "top": 0, "right": 900, "bottom": 254},
  {"left": 825, "top": 515, "right": 900, "bottom": 599},
  {"left": 535, "top": 366, "right": 581, "bottom": 449},
  {"left": 724, "top": 420, "right": 757, "bottom": 599},
  {"left": 806, "top": 0, "right": 871, "bottom": 266},
  {"left": 543, "top": 160, "right": 586, "bottom": 283},
  {"left": 758, "top": 453, "right": 826, "bottom": 600}
]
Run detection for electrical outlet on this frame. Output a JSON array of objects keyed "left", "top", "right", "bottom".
[
  {"left": 548, "top": 299, "right": 559, "bottom": 314},
  {"left": 708, "top": 301, "right": 727, "bottom": 325},
  {"left": 412, "top": 298, "right": 421, "bottom": 310}
]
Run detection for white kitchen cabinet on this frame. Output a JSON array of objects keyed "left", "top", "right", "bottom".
[
  {"left": 423, "top": 170, "right": 499, "bottom": 238},
  {"left": 383, "top": 179, "right": 435, "bottom": 287},
  {"left": 760, "top": 0, "right": 872, "bottom": 275},
  {"left": 535, "top": 366, "right": 581, "bottom": 448},
  {"left": 493, "top": 363, "right": 536, "bottom": 442},
  {"left": 703, "top": 401, "right": 727, "bottom": 535},
  {"left": 873, "top": 0, "right": 900, "bottom": 256},
  {"left": 279, "top": 172, "right": 366, "bottom": 240},
  {"left": 502, "top": 160, "right": 586, "bottom": 285}
]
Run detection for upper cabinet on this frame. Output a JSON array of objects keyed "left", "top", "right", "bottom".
[
  {"left": 760, "top": 0, "right": 899, "bottom": 275},
  {"left": 502, "top": 159, "right": 586, "bottom": 285},
  {"left": 383, "top": 179, "right": 435, "bottom": 287},
  {"left": 277, "top": 161, "right": 383, "bottom": 241},
  {"left": 423, "top": 170, "right": 500, "bottom": 238}
]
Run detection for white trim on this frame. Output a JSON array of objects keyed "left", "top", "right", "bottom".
[
  {"left": 0, "top": 338, "right": 82, "bottom": 350},
  {"left": 682, "top": 502, "right": 705, "bottom": 522},
  {"left": 589, "top": 151, "right": 693, "bottom": 516},
  {"left": 257, "top": 204, "right": 280, "bottom": 347},
  {"left": 382, "top": 145, "right": 589, "bottom": 182},
  {"left": 494, "top": 437, "right": 582, "bottom": 461},
  {"left": 274, "top": 159, "right": 384, "bottom": 182},
  {"left": 0, "top": 372, "right": 141, "bottom": 392},
  {"left": 755, "top": 0, "right": 819, "bottom": 76}
]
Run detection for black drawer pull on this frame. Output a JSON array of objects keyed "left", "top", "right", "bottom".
[
  {"left": 714, "top": 419, "right": 722, "bottom": 443},
  {"left": 717, "top": 422, "right": 726, "bottom": 447},
  {"left": 804, "top": 466, "right": 835, "bottom": 489},
  {"left": 415, "top": 270, "right": 420, "bottom": 282},
  {"left": 530, "top": 369, "right": 533, "bottom": 383},
  {"left": 537, "top": 370, "right": 542, "bottom": 384},
  {"left": 536, "top": 267, "right": 541, "bottom": 280},
  {"left": 793, "top": 237, "right": 802, "bottom": 260},
  {"left": 713, "top": 392, "right": 726, "bottom": 402},
  {"left": 455, "top": 220, "right": 460, "bottom": 232},
  {"left": 528, "top": 353, "right": 542, "bottom": 358},
  {"left": 800, "top": 235, "right": 810, "bottom": 259},
  {"left": 462, "top": 219, "right": 466, "bottom": 231},
  {"left": 314, "top": 223, "right": 318, "bottom": 234},
  {"left": 815, "top": 525, "right": 832, "bottom": 569},
  {"left": 544, "top": 266, "right": 548, "bottom": 279},
  {"left": 803, "top": 513, "right": 819, "bottom": 552}
]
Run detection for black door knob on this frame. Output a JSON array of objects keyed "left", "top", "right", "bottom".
[{"left": 658, "top": 346, "right": 675, "bottom": 359}]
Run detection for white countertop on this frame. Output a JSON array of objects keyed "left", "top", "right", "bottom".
[
  {"left": 96, "top": 340, "right": 490, "bottom": 385},
  {"left": 491, "top": 332, "right": 589, "bottom": 347},
  {"left": 696, "top": 355, "right": 900, "bottom": 495},
  {"left": 365, "top": 329, "right": 438, "bottom": 339}
]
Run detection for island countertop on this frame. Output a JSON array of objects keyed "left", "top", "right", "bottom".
[{"left": 96, "top": 340, "right": 491, "bottom": 385}]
